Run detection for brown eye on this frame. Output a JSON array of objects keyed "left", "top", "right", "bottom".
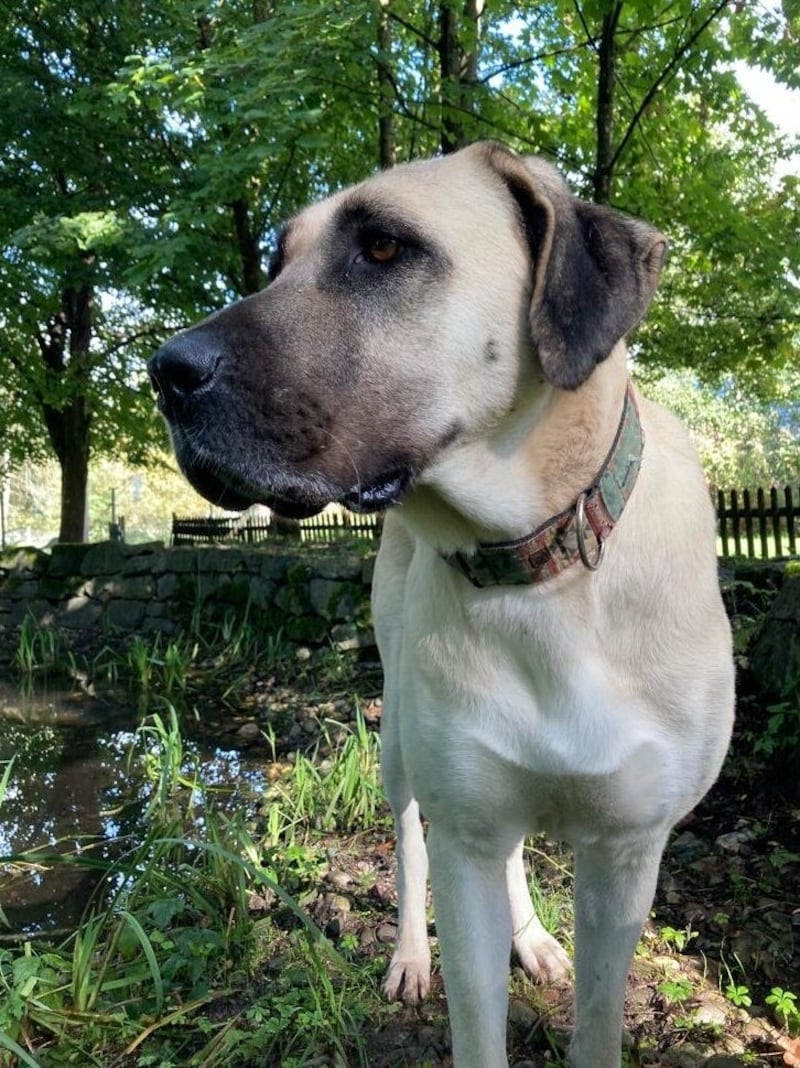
[{"left": 366, "top": 235, "right": 403, "bottom": 263}]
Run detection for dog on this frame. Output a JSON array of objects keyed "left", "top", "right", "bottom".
[{"left": 149, "top": 141, "right": 735, "bottom": 1068}]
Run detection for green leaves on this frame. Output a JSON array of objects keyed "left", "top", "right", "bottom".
[
  {"left": 12, "top": 211, "right": 127, "bottom": 266},
  {"left": 0, "top": 0, "right": 797, "bottom": 536}
]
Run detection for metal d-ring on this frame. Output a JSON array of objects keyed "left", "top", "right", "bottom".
[{"left": 575, "top": 492, "right": 603, "bottom": 571}]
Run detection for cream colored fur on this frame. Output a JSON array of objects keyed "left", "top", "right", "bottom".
[{"left": 362, "top": 146, "right": 735, "bottom": 1068}]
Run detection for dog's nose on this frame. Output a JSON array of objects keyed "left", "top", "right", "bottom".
[{"left": 148, "top": 332, "right": 221, "bottom": 412}]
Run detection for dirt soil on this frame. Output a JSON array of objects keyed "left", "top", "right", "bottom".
[{"left": 2, "top": 629, "right": 798, "bottom": 1067}]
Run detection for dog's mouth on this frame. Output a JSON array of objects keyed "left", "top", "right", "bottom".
[
  {"left": 178, "top": 447, "right": 414, "bottom": 519},
  {"left": 339, "top": 469, "right": 412, "bottom": 513}
]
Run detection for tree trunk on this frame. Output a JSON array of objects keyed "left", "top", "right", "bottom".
[
  {"left": 593, "top": 4, "right": 622, "bottom": 205},
  {"left": 438, "top": 0, "right": 484, "bottom": 155},
  {"left": 37, "top": 281, "right": 94, "bottom": 543},
  {"left": 377, "top": 0, "right": 396, "bottom": 169},
  {"left": 231, "top": 196, "right": 265, "bottom": 294},
  {"left": 58, "top": 399, "right": 91, "bottom": 542}
]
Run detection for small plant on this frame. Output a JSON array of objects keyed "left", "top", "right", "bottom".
[
  {"left": 265, "top": 706, "right": 385, "bottom": 847},
  {"left": 135, "top": 705, "right": 202, "bottom": 820},
  {"left": 725, "top": 982, "right": 752, "bottom": 1008},
  {"left": 658, "top": 976, "right": 695, "bottom": 1005},
  {"left": 659, "top": 924, "right": 698, "bottom": 953},
  {"left": 720, "top": 952, "right": 752, "bottom": 1008},
  {"left": 766, "top": 987, "right": 799, "bottom": 1031},
  {"left": 161, "top": 637, "right": 195, "bottom": 694},
  {"left": 755, "top": 688, "right": 800, "bottom": 760},
  {"left": 316, "top": 640, "right": 356, "bottom": 685},
  {"left": 127, "top": 632, "right": 156, "bottom": 693}
]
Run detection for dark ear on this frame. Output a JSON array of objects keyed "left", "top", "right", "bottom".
[{"left": 476, "top": 143, "right": 667, "bottom": 390}]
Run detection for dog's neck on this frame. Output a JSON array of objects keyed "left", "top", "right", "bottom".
[{"left": 403, "top": 343, "right": 632, "bottom": 554}]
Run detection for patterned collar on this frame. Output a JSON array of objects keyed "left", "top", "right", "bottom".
[{"left": 441, "top": 381, "right": 644, "bottom": 587}]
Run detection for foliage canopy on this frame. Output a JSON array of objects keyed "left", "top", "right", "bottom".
[{"left": 0, "top": 0, "right": 798, "bottom": 538}]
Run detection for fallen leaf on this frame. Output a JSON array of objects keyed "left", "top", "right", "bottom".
[{"left": 779, "top": 1034, "right": 800, "bottom": 1067}]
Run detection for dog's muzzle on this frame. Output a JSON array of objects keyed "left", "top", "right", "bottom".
[{"left": 148, "top": 334, "right": 415, "bottom": 517}]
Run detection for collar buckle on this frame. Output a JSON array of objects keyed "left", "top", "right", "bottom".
[{"left": 575, "top": 491, "right": 604, "bottom": 571}]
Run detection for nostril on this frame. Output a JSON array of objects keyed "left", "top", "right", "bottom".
[{"left": 148, "top": 333, "right": 221, "bottom": 404}]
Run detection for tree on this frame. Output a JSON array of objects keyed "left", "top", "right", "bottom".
[
  {"left": 0, "top": 2, "right": 180, "bottom": 541},
  {"left": 644, "top": 368, "right": 800, "bottom": 490},
  {"left": 1, "top": 0, "right": 797, "bottom": 543}
]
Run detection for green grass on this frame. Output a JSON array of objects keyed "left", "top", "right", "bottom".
[
  {"left": 11, "top": 613, "right": 76, "bottom": 685},
  {"left": 263, "top": 709, "right": 385, "bottom": 847},
  {"left": 0, "top": 701, "right": 381, "bottom": 1067},
  {"left": 5, "top": 605, "right": 799, "bottom": 1066}
]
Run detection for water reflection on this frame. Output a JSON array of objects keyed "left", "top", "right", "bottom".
[{"left": 0, "top": 682, "right": 272, "bottom": 933}]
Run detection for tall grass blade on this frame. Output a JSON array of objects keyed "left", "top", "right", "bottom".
[
  {"left": 0, "top": 1031, "right": 42, "bottom": 1068},
  {"left": 118, "top": 910, "right": 165, "bottom": 1010}
]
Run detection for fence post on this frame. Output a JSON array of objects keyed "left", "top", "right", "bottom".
[
  {"left": 787, "top": 485, "right": 797, "bottom": 556},
  {"left": 729, "top": 490, "right": 740, "bottom": 557},
  {"left": 717, "top": 489, "right": 728, "bottom": 557},
  {"left": 742, "top": 488, "right": 755, "bottom": 558},
  {"left": 769, "top": 486, "right": 781, "bottom": 558},
  {"left": 755, "top": 487, "right": 767, "bottom": 559}
]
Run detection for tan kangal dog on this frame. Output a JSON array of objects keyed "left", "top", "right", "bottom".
[{"left": 149, "top": 142, "right": 735, "bottom": 1068}]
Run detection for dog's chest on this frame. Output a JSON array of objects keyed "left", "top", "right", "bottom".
[{"left": 393, "top": 557, "right": 667, "bottom": 841}]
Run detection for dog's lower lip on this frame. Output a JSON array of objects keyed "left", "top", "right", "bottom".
[
  {"left": 340, "top": 470, "right": 411, "bottom": 513},
  {"left": 264, "top": 495, "right": 325, "bottom": 520}
]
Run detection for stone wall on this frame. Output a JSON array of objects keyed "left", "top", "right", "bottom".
[{"left": 0, "top": 541, "right": 376, "bottom": 652}]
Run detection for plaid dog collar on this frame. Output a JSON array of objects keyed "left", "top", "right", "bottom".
[{"left": 442, "top": 381, "right": 644, "bottom": 587}]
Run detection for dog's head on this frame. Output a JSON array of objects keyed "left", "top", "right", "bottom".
[{"left": 149, "top": 142, "right": 665, "bottom": 517}]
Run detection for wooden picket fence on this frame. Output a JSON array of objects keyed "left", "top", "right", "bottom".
[
  {"left": 173, "top": 485, "right": 800, "bottom": 561},
  {"left": 716, "top": 484, "right": 799, "bottom": 560},
  {"left": 171, "top": 508, "right": 383, "bottom": 546}
]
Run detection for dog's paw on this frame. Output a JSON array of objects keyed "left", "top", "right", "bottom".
[
  {"left": 382, "top": 954, "right": 431, "bottom": 1003},
  {"left": 513, "top": 926, "right": 571, "bottom": 984}
]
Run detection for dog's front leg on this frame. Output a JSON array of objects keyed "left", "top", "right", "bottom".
[
  {"left": 427, "top": 822, "right": 512, "bottom": 1068},
  {"left": 380, "top": 692, "right": 431, "bottom": 1003},
  {"left": 381, "top": 793, "right": 431, "bottom": 1002},
  {"left": 570, "top": 830, "right": 669, "bottom": 1068},
  {"left": 507, "top": 840, "right": 572, "bottom": 983}
]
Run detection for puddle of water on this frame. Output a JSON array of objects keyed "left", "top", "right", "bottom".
[{"left": 0, "top": 679, "right": 272, "bottom": 934}]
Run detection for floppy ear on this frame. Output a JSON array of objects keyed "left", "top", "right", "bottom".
[{"left": 476, "top": 143, "right": 667, "bottom": 390}]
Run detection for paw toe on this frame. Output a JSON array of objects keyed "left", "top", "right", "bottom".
[{"left": 382, "top": 958, "right": 431, "bottom": 1003}]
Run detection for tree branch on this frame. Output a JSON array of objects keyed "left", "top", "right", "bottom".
[
  {"left": 388, "top": 10, "right": 437, "bottom": 49},
  {"left": 479, "top": 41, "right": 592, "bottom": 84},
  {"left": 610, "top": 0, "right": 733, "bottom": 174},
  {"left": 99, "top": 325, "right": 162, "bottom": 360}
]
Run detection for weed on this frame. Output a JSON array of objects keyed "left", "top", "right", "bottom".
[
  {"left": 12, "top": 614, "right": 74, "bottom": 683},
  {"left": 720, "top": 952, "right": 752, "bottom": 1007},
  {"left": 126, "top": 634, "right": 198, "bottom": 713},
  {"left": 658, "top": 976, "right": 695, "bottom": 1005},
  {"left": 134, "top": 705, "right": 202, "bottom": 821},
  {"left": 264, "top": 705, "right": 385, "bottom": 847},
  {"left": 755, "top": 678, "right": 800, "bottom": 761},
  {"left": 524, "top": 848, "right": 573, "bottom": 941},
  {"left": 766, "top": 987, "right": 799, "bottom": 1031},
  {"left": 659, "top": 924, "right": 698, "bottom": 953},
  {"left": 316, "top": 641, "right": 357, "bottom": 686},
  {"left": 725, "top": 982, "right": 752, "bottom": 1008}
]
